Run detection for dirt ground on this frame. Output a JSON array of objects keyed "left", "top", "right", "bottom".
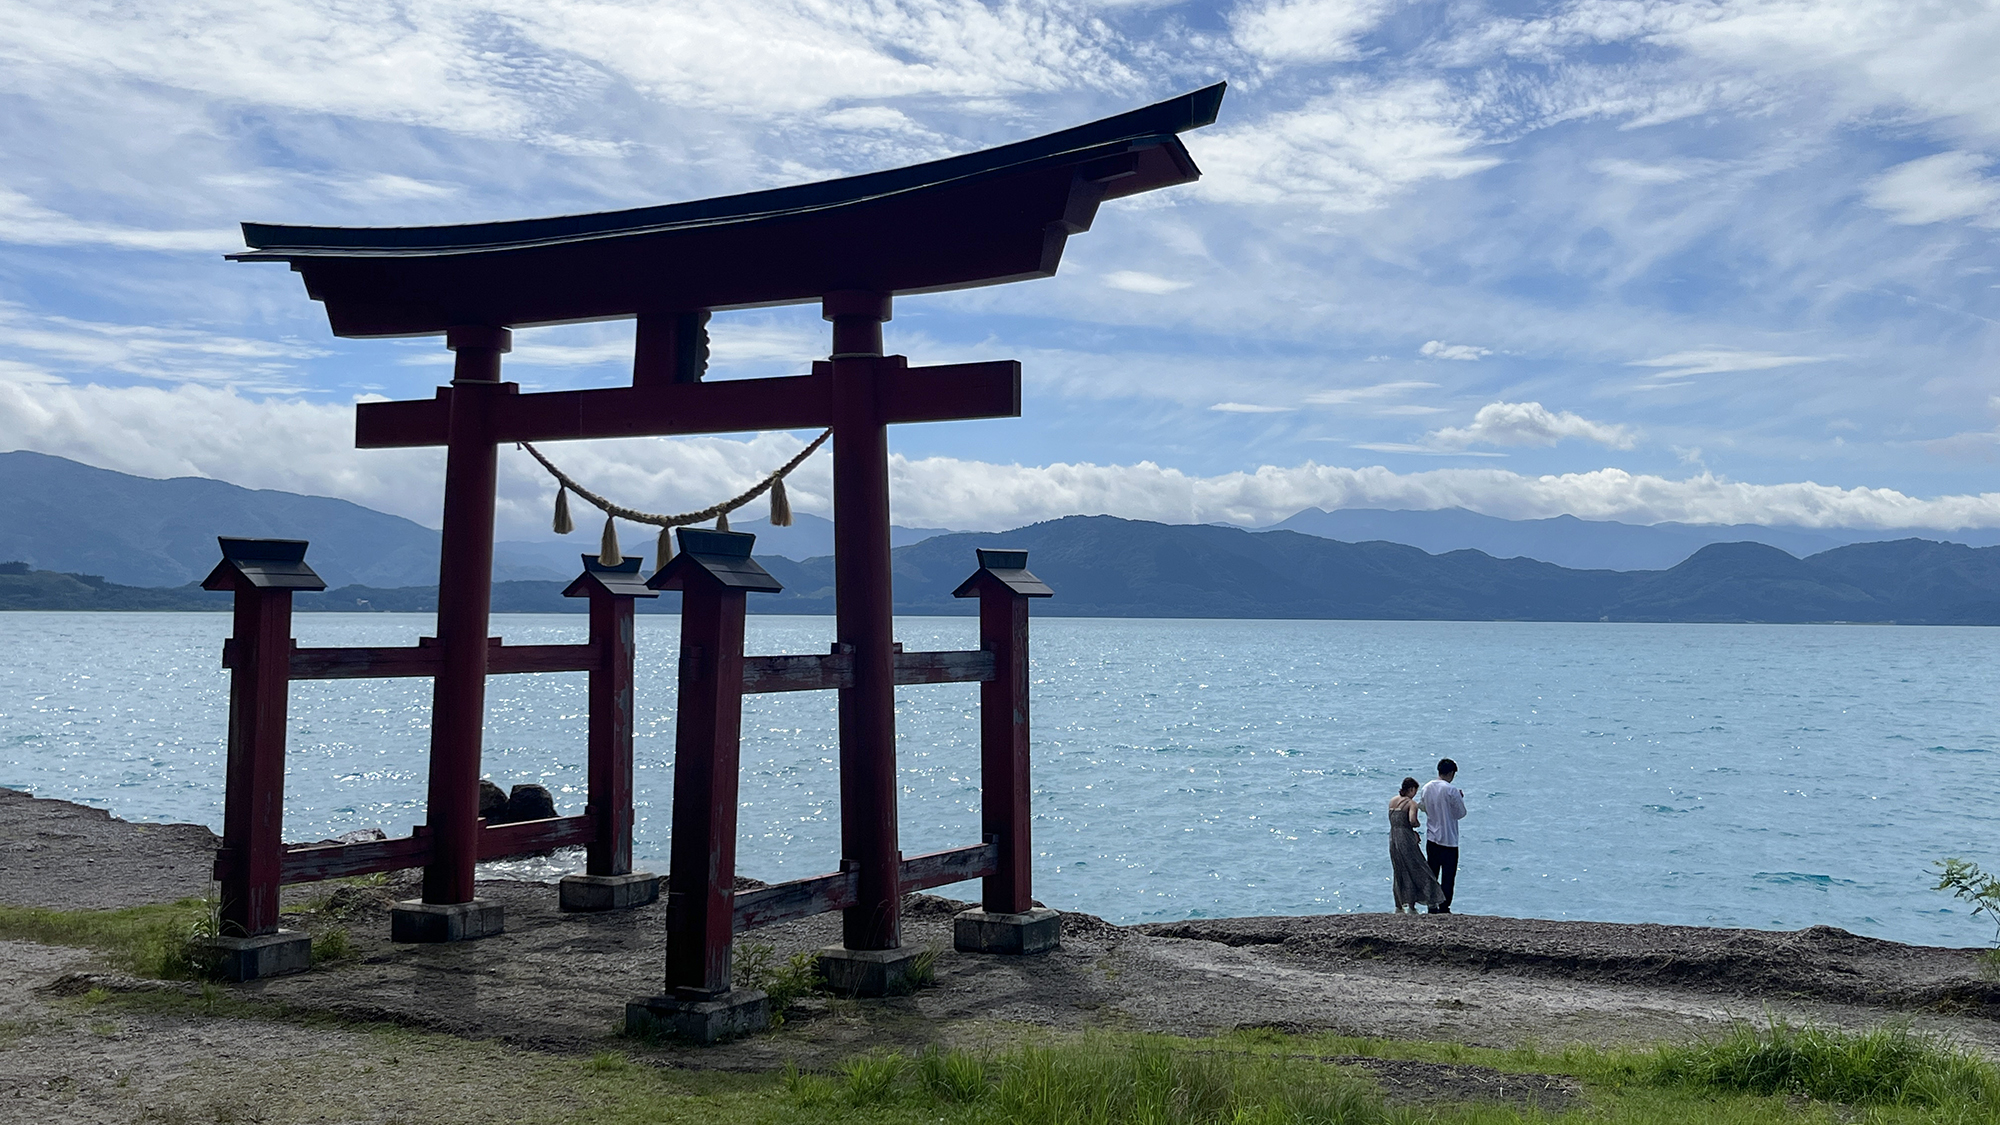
[{"left": 5, "top": 785, "right": 2000, "bottom": 1123}]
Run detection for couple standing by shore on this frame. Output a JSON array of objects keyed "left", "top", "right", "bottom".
[{"left": 1388, "top": 758, "right": 1466, "bottom": 915}]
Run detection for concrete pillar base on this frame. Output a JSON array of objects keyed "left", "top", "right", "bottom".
[
  {"left": 625, "top": 989, "right": 770, "bottom": 1044},
  {"left": 954, "top": 907, "right": 1061, "bottom": 955},
  {"left": 817, "top": 944, "right": 930, "bottom": 997},
  {"left": 390, "top": 898, "right": 504, "bottom": 943},
  {"left": 558, "top": 871, "right": 659, "bottom": 912},
  {"left": 203, "top": 930, "right": 313, "bottom": 981}
]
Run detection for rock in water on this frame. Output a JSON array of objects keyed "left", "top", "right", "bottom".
[
  {"left": 479, "top": 779, "right": 509, "bottom": 822},
  {"left": 506, "top": 784, "right": 557, "bottom": 823}
]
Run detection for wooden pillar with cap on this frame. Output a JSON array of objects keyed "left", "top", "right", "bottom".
[
  {"left": 558, "top": 554, "right": 662, "bottom": 912},
  {"left": 824, "top": 290, "right": 906, "bottom": 953},
  {"left": 395, "top": 325, "right": 512, "bottom": 943},
  {"left": 647, "top": 529, "right": 783, "bottom": 997}
]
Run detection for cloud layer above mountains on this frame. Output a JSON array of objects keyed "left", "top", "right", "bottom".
[{"left": 0, "top": 0, "right": 1996, "bottom": 536}]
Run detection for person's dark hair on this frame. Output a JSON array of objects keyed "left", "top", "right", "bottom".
[
  {"left": 1399, "top": 777, "right": 1419, "bottom": 795},
  {"left": 1437, "top": 758, "right": 1458, "bottom": 777}
]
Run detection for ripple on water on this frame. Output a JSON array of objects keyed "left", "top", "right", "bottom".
[{"left": 3, "top": 613, "right": 1999, "bottom": 945}]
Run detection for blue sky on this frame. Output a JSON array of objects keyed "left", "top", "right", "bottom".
[{"left": 0, "top": 0, "right": 1996, "bottom": 540}]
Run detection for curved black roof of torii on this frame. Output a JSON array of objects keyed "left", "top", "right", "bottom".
[{"left": 233, "top": 84, "right": 1225, "bottom": 338}]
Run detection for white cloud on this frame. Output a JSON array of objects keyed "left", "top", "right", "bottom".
[
  {"left": 1628, "top": 349, "right": 1827, "bottom": 378},
  {"left": 1865, "top": 152, "right": 2000, "bottom": 228},
  {"left": 1103, "top": 270, "right": 1192, "bottom": 294},
  {"left": 8, "top": 381, "right": 2000, "bottom": 538},
  {"left": 1427, "top": 401, "right": 1636, "bottom": 450},
  {"left": 890, "top": 455, "right": 2000, "bottom": 531},
  {"left": 0, "top": 304, "right": 324, "bottom": 390},
  {"left": 1304, "top": 380, "right": 1438, "bottom": 406},
  {"left": 1210, "top": 402, "right": 1293, "bottom": 413},
  {"left": 1231, "top": 0, "right": 1396, "bottom": 64},
  {"left": 0, "top": 189, "right": 238, "bottom": 252},
  {"left": 1193, "top": 80, "right": 1502, "bottom": 213},
  {"left": 1419, "top": 340, "right": 1489, "bottom": 361},
  {"left": 0, "top": 0, "right": 1133, "bottom": 147}
]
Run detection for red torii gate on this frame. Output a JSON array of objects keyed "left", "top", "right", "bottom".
[{"left": 216, "top": 84, "right": 1222, "bottom": 1036}]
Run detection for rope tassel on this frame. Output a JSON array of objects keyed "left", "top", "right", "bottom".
[
  {"left": 655, "top": 526, "right": 674, "bottom": 576},
  {"left": 598, "top": 516, "right": 622, "bottom": 565},
  {"left": 553, "top": 485, "right": 574, "bottom": 535},
  {"left": 770, "top": 476, "right": 792, "bottom": 527},
  {"left": 715, "top": 510, "right": 729, "bottom": 533}
]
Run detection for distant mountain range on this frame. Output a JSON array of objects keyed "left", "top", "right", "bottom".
[
  {"left": 7, "top": 450, "right": 2000, "bottom": 623},
  {"left": 1266, "top": 507, "right": 2000, "bottom": 571},
  {"left": 9, "top": 514, "right": 2000, "bottom": 625},
  {"left": 0, "top": 452, "right": 952, "bottom": 587}
]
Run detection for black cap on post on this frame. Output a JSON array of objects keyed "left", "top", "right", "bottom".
[
  {"left": 952, "top": 548, "right": 1053, "bottom": 599},
  {"left": 201, "top": 538, "right": 327, "bottom": 593},
  {"left": 647, "top": 528, "right": 783, "bottom": 593},
  {"left": 563, "top": 554, "right": 660, "bottom": 600}
]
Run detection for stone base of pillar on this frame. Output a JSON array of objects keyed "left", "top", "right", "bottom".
[
  {"left": 202, "top": 930, "right": 314, "bottom": 981},
  {"left": 625, "top": 990, "right": 770, "bottom": 1044},
  {"left": 389, "top": 898, "right": 505, "bottom": 943},
  {"left": 953, "top": 907, "right": 1062, "bottom": 955},
  {"left": 817, "top": 944, "right": 931, "bottom": 997},
  {"left": 558, "top": 872, "right": 660, "bottom": 912}
]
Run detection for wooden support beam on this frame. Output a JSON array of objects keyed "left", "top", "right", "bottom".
[
  {"left": 479, "top": 814, "right": 596, "bottom": 859},
  {"left": 729, "top": 844, "right": 999, "bottom": 933},
  {"left": 900, "top": 843, "right": 1000, "bottom": 894},
  {"left": 223, "top": 639, "right": 597, "bottom": 680},
  {"left": 732, "top": 868, "right": 859, "bottom": 933},
  {"left": 892, "top": 649, "right": 997, "bottom": 686},
  {"left": 735, "top": 649, "right": 993, "bottom": 694},
  {"left": 353, "top": 360, "right": 1020, "bottom": 449},
  {"left": 216, "top": 814, "right": 598, "bottom": 885},
  {"left": 741, "top": 652, "right": 852, "bottom": 694}
]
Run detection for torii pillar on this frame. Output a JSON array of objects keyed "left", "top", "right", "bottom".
[{"left": 825, "top": 291, "right": 908, "bottom": 963}]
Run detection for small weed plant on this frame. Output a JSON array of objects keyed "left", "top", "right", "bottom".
[
  {"left": 1646, "top": 1018, "right": 2000, "bottom": 1108},
  {"left": 310, "top": 926, "right": 354, "bottom": 964},
  {"left": 1934, "top": 857, "right": 2000, "bottom": 947},
  {"left": 732, "top": 942, "right": 823, "bottom": 1025}
]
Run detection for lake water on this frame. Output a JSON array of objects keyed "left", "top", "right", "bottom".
[{"left": 2, "top": 612, "right": 1996, "bottom": 948}]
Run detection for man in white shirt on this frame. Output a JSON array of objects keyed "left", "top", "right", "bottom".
[{"left": 1417, "top": 758, "right": 1466, "bottom": 914}]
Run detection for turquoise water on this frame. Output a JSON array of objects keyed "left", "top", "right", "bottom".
[{"left": 2, "top": 612, "right": 1995, "bottom": 947}]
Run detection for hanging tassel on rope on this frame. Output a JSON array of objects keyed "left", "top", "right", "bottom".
[
  {"left": 517, "top": 427, "right": 830, "bottom": 576},
  {"left": 769, "top": 475, "right": 792, "bottom": 528},
  {"left": 553, "top": 485, "right": 574, "bottom": 535},
  {"left": 598, "top": 515, "right": 623, "bottom": 565}
]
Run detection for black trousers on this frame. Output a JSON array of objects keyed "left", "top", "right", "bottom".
[{"left": 1426, "top": 842, "right": 1459, "bottom": 909}]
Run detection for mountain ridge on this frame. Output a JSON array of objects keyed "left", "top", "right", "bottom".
[{"left": 9, "top": 515, "right": 2000, "bottom": 625}]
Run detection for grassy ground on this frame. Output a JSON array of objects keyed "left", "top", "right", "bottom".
[
  {"left": 29, "top": 988, "right": 1995, "bottom": 1125},
  {"left": 8, "top": 900, "right": 2000, "bottom": 1124}
]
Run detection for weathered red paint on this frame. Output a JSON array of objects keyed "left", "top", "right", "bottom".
[
  {"left": 664, "top": 576, "right": 749, "bottom": 996},
  {"left": 586, "top": 591, "right": 637, "bottom": 877},
  {"left": 218, "top": 586, "right": 296, "bottom": 936},
  {"left": 828, "top": 295, "right": 904, "bottom": 952},
  {"left": 980, "top": 581, "right": 1036, "bottom": 914},
  {"left": 423, "top": 326, "right": 508, "bottom": 906}
]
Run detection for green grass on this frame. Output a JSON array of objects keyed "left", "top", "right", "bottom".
[
  {"left": 51, "top": 987, "right": 2000, "bottom": 1125},
  {"left": 1644, "top": 1019, "right": 2000, "bottom": 1109},
  {"left": 0, "top": 898, "right": 220, "bottom": 979}
]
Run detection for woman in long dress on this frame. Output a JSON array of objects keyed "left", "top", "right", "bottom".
[{"left": 1389, "top": 776, "right": 1446, "bottom": 914}]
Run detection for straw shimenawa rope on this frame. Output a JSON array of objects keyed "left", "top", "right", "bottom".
[{"left": 519, "top": 428, "right": 831, "bottom": 568}]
